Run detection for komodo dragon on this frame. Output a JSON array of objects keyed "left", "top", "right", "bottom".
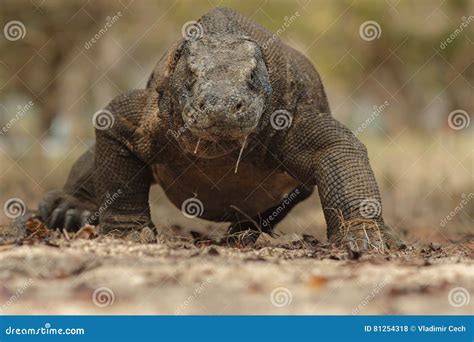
[{"left": 37, "top": 7, "right": 396, "bottom": 250}]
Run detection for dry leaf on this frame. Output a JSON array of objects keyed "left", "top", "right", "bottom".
[
  {"left": 75, "top": 225, "right": 97, "bottom": 240},
  {"left": 25, "top": 217, "right": 50, "bottom": 240},
  {"left": 306, "top": 275, "right": 328, "bottom": 289}
]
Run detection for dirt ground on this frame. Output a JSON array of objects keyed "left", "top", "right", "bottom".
[{"left": 0, "top": 224, "right": 472, "bottom": 315}]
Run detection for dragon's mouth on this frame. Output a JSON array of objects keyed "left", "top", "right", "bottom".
[
  {"left": 185, "top": 134, "right": 250, "bottom": 172},
  {"left": 181, "top": 95, "right": 264, "bottom": 142},
  {"left": 175, "top": 132, "right": 245, "bottom": 159},
  {"left": 169, "top": 119, "right": 253, "bottom": 162},
  {"left": 187, "top": 123, "right": 257, "bottom": 142}
]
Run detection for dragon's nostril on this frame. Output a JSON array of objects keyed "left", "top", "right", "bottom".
[{"left": 235, "top": 102, "right": 243, "bottom": 111}]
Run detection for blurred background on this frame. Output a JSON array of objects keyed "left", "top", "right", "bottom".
[{"left": 0, "top": 0, "right": 472, "bottom": 243}]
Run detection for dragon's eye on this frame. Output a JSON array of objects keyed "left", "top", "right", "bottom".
[
  {"left": 250, "top": 69, "right": 257, "bottom": 82},
  {"left": 248, "top": 70, "right": 259, "bottom": 91},
  {"left": 184, "top": 63, "right": 197, "bottom": 90}
]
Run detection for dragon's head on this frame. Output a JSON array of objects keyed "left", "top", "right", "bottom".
[{"left": 168, "top": 35, "right": 272, "bottom": 158}]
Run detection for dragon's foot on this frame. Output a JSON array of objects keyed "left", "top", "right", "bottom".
[
  {"left": 124, "top": 226, "right": 157, "bottom": 244},
  {"left": 99, "top": 213, "right": 156, "bottom": 243},
  {"left": 329, "top": 219, "right": 401, "bottom": 253},
  {"left": 39, "top": 190, "right": 98, "bottom": 232}
]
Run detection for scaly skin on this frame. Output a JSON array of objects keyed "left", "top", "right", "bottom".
[{"left": 38, "top": 7, "right": 397, "bottom": 250}]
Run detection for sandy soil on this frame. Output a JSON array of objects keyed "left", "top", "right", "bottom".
[{"left": 0, "top": 224, "right": 472, "bottom": 315}]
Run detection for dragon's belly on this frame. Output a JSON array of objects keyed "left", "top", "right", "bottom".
[{"left": 152, "top": 156, "right": 299, "bottom": 222}]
